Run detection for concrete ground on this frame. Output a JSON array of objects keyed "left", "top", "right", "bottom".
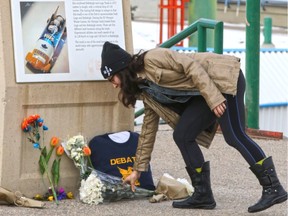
[{"left": 0, "top": 125, "right": 287, "bottom": 216}]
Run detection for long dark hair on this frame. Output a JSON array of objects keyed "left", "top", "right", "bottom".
[{"left": 117, "top": 50, "right": 147, "bottom": 108}]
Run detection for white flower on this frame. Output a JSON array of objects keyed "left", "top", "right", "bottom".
[
  {"left": 74, "top": 135, "right": 84, "bottom": 141},
  {"left": 67, "top": 146, "right": 72, "bottom": 151},
  {"left": 67, "top": 137, "right": 76, "bottom": 146},
  {"left": 80, "top": 173, "right": 104, "bottom": 205},
  {"left": 75, "top": 154, "right": 81, "bottom": 161},
  {"left": 71, "top": 151, "right": 78, "bottom": 159}
]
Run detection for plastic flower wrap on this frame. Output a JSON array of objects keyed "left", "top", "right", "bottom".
[
  {"left": 63, "top": 135, "right": 155, "bottom": 205},
  {"left": 79, "top": 169, "right": 155, "bottom": 205}
]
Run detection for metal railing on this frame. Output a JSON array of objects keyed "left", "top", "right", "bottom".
[{"left": 135, "top": 18, "right": 223, "bottom": 119}]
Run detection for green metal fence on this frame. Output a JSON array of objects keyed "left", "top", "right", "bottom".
[{"left": 135, "top": 18, "right": 224, "bottom": 119}]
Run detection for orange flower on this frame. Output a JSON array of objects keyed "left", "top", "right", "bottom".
[
  {"left": 50, "top": 137, "right": 59, "bottom": 147},
  {"left": 56, "top": 146, "right": 64, "bottom": 156},
  {"left": 21, "top": 118, "right": 29, "bottom": 131},
  {"left": 27, "top": 114, "right": 40, "bottom": 124},
  {"left": 83, "top": 146, "right": 91, "bottom": 156}
]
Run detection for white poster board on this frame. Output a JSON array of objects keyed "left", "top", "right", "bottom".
[{"left": 11, "top": 0, "right": 126, "bottom": 82}]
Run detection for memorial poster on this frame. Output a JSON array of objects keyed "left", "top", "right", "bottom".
[{"left": 11, "top": 0, "right": 126, "bottom": 82}]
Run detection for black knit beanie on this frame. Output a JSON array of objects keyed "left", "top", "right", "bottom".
[{"left": 100, "top": 41, "right": 132, "bottom": 79}]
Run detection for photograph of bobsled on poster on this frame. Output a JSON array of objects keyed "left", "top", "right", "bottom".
[{"left": 20, "top": 2, "right": 69, "bottom": 74}]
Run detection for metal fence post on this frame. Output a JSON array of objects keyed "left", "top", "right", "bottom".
[{"left": 245, "top": 0, "right": 260, "bottom": 129}]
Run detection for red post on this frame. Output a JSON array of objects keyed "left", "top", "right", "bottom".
[
  {"left": 159, "top": 0, "right": 164, "bottom": 44},
  {"left": 159, "top": 0, "right": 189, "bottom": 46}
]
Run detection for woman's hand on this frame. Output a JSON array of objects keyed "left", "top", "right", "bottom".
[
  {"left": 123, "top": 170, "right": 141, "bottom": 192},
  {"left": 213, "top": 102, "right": 227, "bottom": 118}
]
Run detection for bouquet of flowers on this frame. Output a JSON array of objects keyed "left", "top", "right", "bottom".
[
  {"left": 79, "top": 169, "right": 155, "bottom": 205},
  {"left": 21, "top": 114, "right": 65, "bottom": 205},
  {"left": 62, "top": 135, "right": 155, "bottom": 205},
  {"left": 61, "top": 135, "right": 92, "bottom": 179}
]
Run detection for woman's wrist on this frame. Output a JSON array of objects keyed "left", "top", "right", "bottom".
[{"left": 133, "top": 170, "right": 141, "bottom": 178}]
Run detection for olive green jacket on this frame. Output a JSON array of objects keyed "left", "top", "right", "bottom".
[{"left": 133, "top": 48, "right": 241, "bottom": 172}]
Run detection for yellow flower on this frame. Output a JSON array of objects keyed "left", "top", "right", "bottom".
[
  {"left": 66, "top": 192, "right": 74, "bottom": 199},
  {"left": 34, "top": 194, "right": 43, "bottom": 200},
  {"left": 48, "top": 196, "right": 54, "bottom": 201}
]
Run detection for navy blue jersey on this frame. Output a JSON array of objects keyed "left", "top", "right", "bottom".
[{"left": 89, "top": 131, "right": 155, "bottom": 190}]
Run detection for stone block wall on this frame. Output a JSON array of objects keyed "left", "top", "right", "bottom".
[{"left": 0, "top": 0, "right": 134, "bottom": 197}]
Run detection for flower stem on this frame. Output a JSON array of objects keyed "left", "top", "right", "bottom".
[
  {"left": 40, "top": 155, "right": 59, "bottom": 205},
  {"left": 87, "top": 156, "right": 94, "bottom": 169}
]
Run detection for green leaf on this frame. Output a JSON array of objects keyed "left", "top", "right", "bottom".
[
  {"left": 39, "top": 148, "right": 47, "bottom": 175},
  {"left": 51, "top": 158, "right": 61, "bottom": 186},
  {"left": 38, "top": 155, "right": 46, "bottom": 175},
  {"left": 41, "top": 146, "right": 47, "bottom": 158},
  {"left": 46, "top": 146, "right": 54, "bottom": 164}
]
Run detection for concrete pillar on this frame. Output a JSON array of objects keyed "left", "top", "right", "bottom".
[{"left": 0, "top": 0, "right": 134, "bottom": 197}]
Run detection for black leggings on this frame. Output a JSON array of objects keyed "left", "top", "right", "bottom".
[{"left": 173, "top": 71, "right": 266, "bottom": 169}]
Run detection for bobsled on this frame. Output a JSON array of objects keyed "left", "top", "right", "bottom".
[{"left": 25, "top": 6, "right": 66, "bottom": 73}]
